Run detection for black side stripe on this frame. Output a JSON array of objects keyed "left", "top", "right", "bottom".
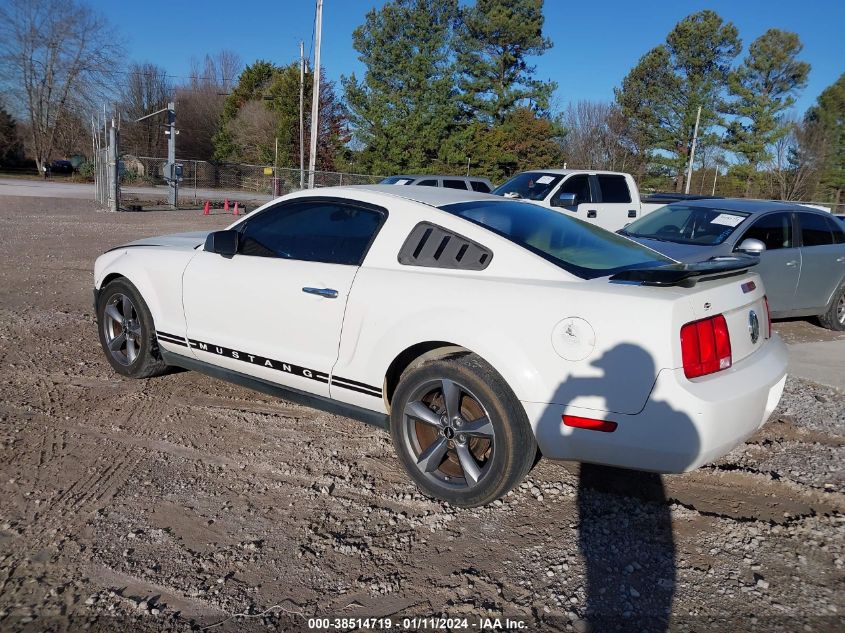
[
  {"left": 188, "top": 338, "right": 329, "bottom": 384},
  {"left": 156, "top": 331, "right": 188, "bottom": 347},
  {"left": 181, "top": 336, "right": 381, "bottom": 398},
  {"left": 332, "top": 382, "right": 382, "bottom": 397},
  {"left": 331, "top": 376, "right": 382, "bottom": 397}
]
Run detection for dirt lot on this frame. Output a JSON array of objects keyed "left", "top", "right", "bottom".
[{"left": 0, "top": 197, "right": 842, "bottom": 632}]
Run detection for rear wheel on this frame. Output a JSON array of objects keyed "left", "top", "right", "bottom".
[
  {"left": 96, "top": 278, "right": 168, "bottom": 378},
  {"left": 818, "top": 285, "right": 845, "bottom": 331},
  {"left": 390, "top": 353, "right": 536, "bottom": 507}
]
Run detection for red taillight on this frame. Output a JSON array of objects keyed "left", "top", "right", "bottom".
[
  {"left": 763, "top": 295, "right": 772, "bottom": 339},
  {"left": 680, "top": 314, "right": 732, "bottom": 379},
  {"left": 562, "top": 415, "right": 617, "bottom": 433}
]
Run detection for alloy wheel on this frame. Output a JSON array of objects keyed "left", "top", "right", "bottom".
[
  {"left": 402, "top": 378, "right": 495, "bottom": 489},
  {"left": 102, "top": 293, "right": 142, "bottom": 366}
]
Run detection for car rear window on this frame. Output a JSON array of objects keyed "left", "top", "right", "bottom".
[
  {"left": 492, "top": 172, "right": 562, "bottom": 201},
  {"left": 470, "top": 180, "right": 491, "bottom": 193},
  {"left": 799, "top": 212, "right": 835, "bottom": 247},
  {"left": 440, "top": 200, "right": 672, "bottom": 279},
  {"left": 621, "top": 204, "right": 751, "bottom": 245},
  {"left": 597, "top": 175, "right": 632, "bottom": 203}
]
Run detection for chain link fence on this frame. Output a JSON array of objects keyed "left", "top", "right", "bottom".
[{"left": 119, "top": 155, "right": 381, "bottom": 204}]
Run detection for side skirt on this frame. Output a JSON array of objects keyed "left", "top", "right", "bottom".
[{"left": 160, "top": 349, "right": 389, "bottom": 430}]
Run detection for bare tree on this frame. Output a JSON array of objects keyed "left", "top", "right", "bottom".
[
  {"left": 561, "top": 101, "right": 637, "bottom": 172},
  {"left": 120, "top": 63, "right": 171, "bottom": 157},
  {"left": 175, "top": 51, "right": 242, "bottom": 160},
  {"left": 766, "top": 118, "right": 825, "bottom": 201},
  {"left": 228, "top": 101, "right": 278, "bottom": 164},
  {"left": 0, "top": 0, "right": 120, "bottom": 172}
]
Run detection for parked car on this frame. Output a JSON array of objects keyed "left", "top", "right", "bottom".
[
  {"left": 49, "top": 159, "right": 74, "bottom": 174},
  {"left": 491, "top": 170, "right": 667, "bottom": 232},
  {"left": 380, "top": 174, "right": 493, "bottom": 193},
  {"left": 94, "top": 186, "right": 787, "bottom": 506},
  {"left": 619, "top": 199, "right": 845, "bottom": 330},
  {"left": 643, "top": 192, "right": 723, "bottom": 203}
]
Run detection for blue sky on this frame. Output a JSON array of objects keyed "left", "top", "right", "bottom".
[{"left": 89, "top": 0, "right": 844, "bottom": 115}]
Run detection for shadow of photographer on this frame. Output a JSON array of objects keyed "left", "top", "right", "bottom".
[{"left": 537, "top": 343, "right": 701, "bottom": 632}]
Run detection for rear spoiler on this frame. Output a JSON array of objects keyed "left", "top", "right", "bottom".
[{"left": 609, "top": 256, "right": 758, "bottom": 288}]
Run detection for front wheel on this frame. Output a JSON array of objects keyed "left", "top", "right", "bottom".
[
  {"left": 818, "top": 284, "right": 845, "bottom": 331},
  {"left": 390, "top": 353, "right": 537, "bottom": 507},
  {"left": 96, "top": 278, "right": 168, "bottom": 378}
]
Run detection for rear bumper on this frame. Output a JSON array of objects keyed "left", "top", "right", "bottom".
[{"left": 523, "top": 335, "right": 788, "bottom": 473}]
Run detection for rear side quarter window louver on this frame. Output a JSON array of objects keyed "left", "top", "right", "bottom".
[{"left": 398, "top": 222, "right": 493, "bottom": 270}]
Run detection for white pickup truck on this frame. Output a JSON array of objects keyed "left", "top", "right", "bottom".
[{"left": 492, "top": 169, "right": 667, "bottom": 232}]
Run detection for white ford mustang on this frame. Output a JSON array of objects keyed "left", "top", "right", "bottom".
[{"left": 93, "top": 186, "right": 788, "bottom": 506}]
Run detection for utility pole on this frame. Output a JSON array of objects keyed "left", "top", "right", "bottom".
[
  {"left": 685, "top": 105, "right": 702, "bottom": 195},
  {"left": 166, "top": 101, "right": 178, "bottom": 208},
  {"left": 299, "top": 40, "right": 305, "bottom": 190},
  {"left": 107, "top": 118, "right": 119, "bottom": 212},
  {"left": 308, "top": 0, "right": 323, "bottom": 189}
]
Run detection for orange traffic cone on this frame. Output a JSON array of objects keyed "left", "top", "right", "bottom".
[
  {"left": 233, "top": 201, "right": 239, "bottom": 216},
  {"left": 224, "top": 198, "right": 229, "bottom": 212},
  {"left": 203, "top": 200, "right": 210, "bottom": 215}
]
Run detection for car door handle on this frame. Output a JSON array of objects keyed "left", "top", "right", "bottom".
[
  {"left": 785, "top": 260, "right": 798, "bottom": 267},
  {"left": 628, "top": 210, "right": 637, "bottom": 218},
  {"left": 587, "top": 210, "right": 597, "bottom": 218},
  {"left": 836, "top": 256, "right": 845, "bottom": 263},
  {"left": 302, "top": 287, "right": 338, "bottom": 298}
]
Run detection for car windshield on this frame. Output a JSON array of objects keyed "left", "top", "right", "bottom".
[
  {"left": 491, "top": 172, "right": 562, "bottom": 201},
  {"left": 621, "top": 204, "right": 751, "bottom": 245},
  {"left": 380, "top": 176, "right": 414, "bottom": 185},
  {"left": 440, "top": 200, "right": 673, "bottom": 279}
]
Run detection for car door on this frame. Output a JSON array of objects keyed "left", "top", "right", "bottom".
[
  {"left": 549, "top": 174, "right": 595, "bottom": 221},
  {"left": 442, "top": 178, "right": 469, "bottom": 190},
  {"left": 182, "top": 198, "right": 387, "bottom": 397},
  {"left": 734, "top": 211, "right": 800, "bottom": 313},
  {"left": 593, "top": 174, "right": 638, "bottom": 231},
  {"left": 793, "top": 211, "right": 845, "bottom": 311}
]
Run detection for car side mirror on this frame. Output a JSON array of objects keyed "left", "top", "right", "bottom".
[
  {"left": 551, "top": 192, "right": 577, "bottom": 208},
  {"left": 205, "top": 230, "right": 239, "bottom": 258},
  {"left": 735, "top": 238, "right": 766, "bottom": 255}
]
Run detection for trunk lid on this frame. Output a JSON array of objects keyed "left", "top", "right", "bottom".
[{"left": 681, "top": 272, "right": 768, "bottom": 366}]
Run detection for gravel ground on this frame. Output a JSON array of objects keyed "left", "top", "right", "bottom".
[{"left": 0, "top": 196, "right": 842, "bottom": 632}]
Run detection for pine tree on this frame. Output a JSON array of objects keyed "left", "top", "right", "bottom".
[
  {"left": 456, "top": 0, "right": 555, "bottom": 123},
  {"left": 342, "top": 0, "right": 460, "bottom": 174},
  {"left": 0, "top": 105, "right": 22, "bottom": 166},
  {"left": 724, "top": 29, "right": 810, "bottom": 195},
  {"left": 806, "top": 73, "right": 845, "bottom": 205},
  {"left": 616, "top": 10, "right": 741, "bottom": 192}
]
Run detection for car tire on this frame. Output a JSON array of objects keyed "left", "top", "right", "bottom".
[
  {"left": 818, "top": 284, "right": 845, "bottom": 331},
  {"left": 390, "top": 352, "right": 537, "bottom": 507},
  {"left": 96, "top": 278, "right": 168, "bottom": 378}
]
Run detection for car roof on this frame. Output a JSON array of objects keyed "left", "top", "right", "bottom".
[
  {"left": 384, "top": 174, "right": 490, "bottom": 181},
  {"left": 513, "top": 169, "right": 629, "bottom": 177},
  {"left": 348, "top": 184, "right": 499, "bottom": 207},
  {"left": 672, "top": 198, "right": 832, "bottom": 215}
]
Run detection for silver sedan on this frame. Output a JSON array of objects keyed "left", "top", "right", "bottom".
[{"left": 620, "top": 199, "right": 845, "bottom": 330}]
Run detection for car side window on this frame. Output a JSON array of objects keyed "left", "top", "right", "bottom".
[
  {"left": 799, "top": 212, "right": 835, "bottom": 247},
  {"left": 238, "top": 201, "right": 385, "bottom": 265},
  {"left": 597, "top": 175, "right": 632, "bottom": 203},
  {"left": 554, "top": 175, "right": 592, "bottom": 205},
  {"left": 443, "top": 179, "right": 468, "bottom": 190},
  {"left": 827, "top": 215, "right": 845, "bottom": 244},
  {"left": 417, "top": 179, "right": 438, "bottom": 186},
  {"left": 470, "top": 180, "right": 491, "bottom": 193},
  {"left": 738, "top": 212, "right": 793, "bottom": 250}
]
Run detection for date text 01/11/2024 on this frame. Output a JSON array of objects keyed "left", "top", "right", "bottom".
[{"left": 306, "top": 617, "right": 527, "bottom": 630}]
